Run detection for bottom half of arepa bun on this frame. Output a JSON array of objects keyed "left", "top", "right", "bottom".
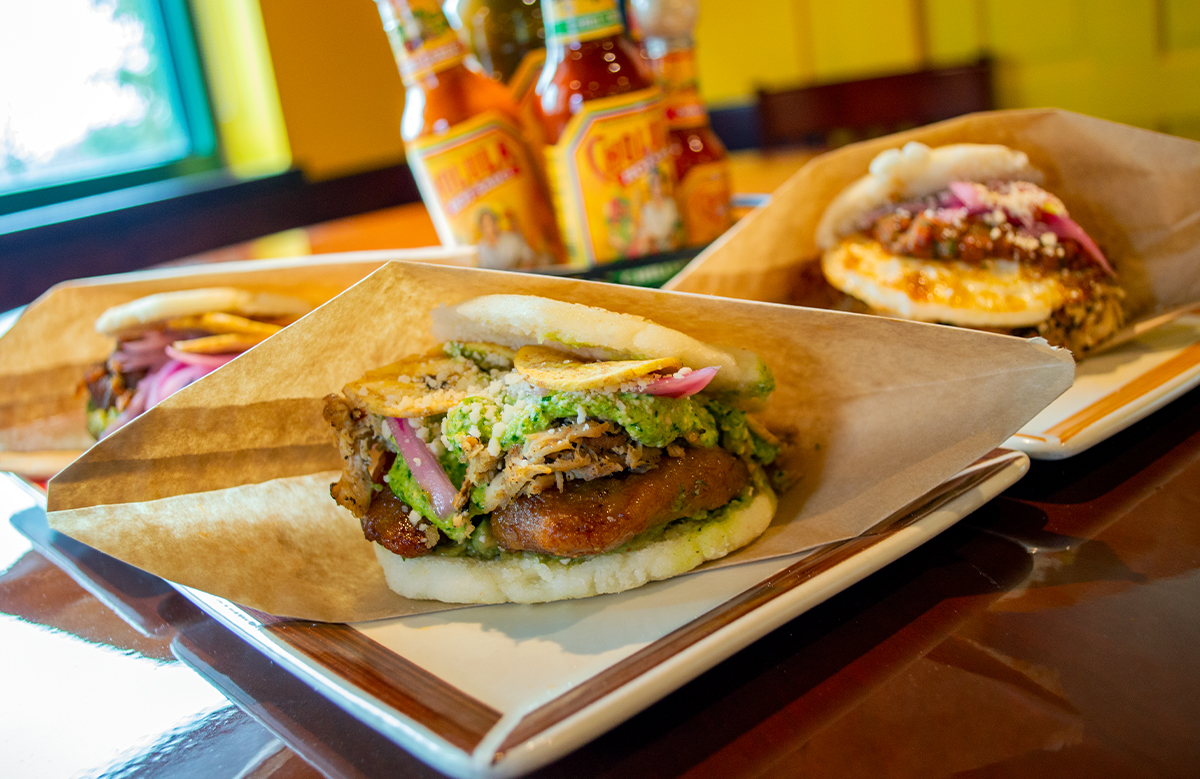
[{"left": 802, "top": 239, "right": 1125, "bottom": 357}]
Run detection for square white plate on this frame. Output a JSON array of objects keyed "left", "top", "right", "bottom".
[
  {"left": 1007, "top": 312, "right": 1200, "bottom": 459},
  {"left": 177, "top": 449, "right": 1029, "bottom": 779}
]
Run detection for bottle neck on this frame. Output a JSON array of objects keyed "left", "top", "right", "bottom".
[
  {"left": 646, "top": 40, "right": 708, "bottom": 130},
  {"left": 377, "top": 0, "right": 468, "bottom": 87},
  {"left": 541, "top": 0, "right": 624, "bottom": 46}
]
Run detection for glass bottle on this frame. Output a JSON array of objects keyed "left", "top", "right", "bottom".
[
  {"left": 376, "top": 0, "right": 565, "bottom": 268},
  {"left": 629, "top": 0, "right": 731, "bottom": 245},
  {"left": 444, "top": 0, "right": 546, "bottom": 85},
  {"left": 534, "top": 0, "right": 681, "bottom": 266}
]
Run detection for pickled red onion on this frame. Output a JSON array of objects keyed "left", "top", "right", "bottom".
[
  {"left": 387, "top": 417, "right": 457, "bottom": 521},
  {"left": 947, "top": 181, "right": 1115, "bottom": 276},
  {"left": 1041, "top": 212, "right": 1115, "bottom": 276},
  {"left": 948, "top": 181, "right": 988, "bottom": 213},
  {"left": 118, "top": 330, "right": 175, "bottom": 354},
  {"left": 96, "top": 357, "right": 218, "bottom": 439},
  {"left": 165, "top": 346, "right": 239, "bottom": 368},
  {"left": 111, "top": 348, "right": 169, "bottom": 373},
  {"left": 644, "top": 366, "right": 719, "bottom": 398},
  {"left": 154, "top": 363, "right": 211, "bottom": 401}
]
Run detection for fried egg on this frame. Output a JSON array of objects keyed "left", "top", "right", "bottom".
[{"left": 821, "top": 238, "right": 1066, "bottom": 328}]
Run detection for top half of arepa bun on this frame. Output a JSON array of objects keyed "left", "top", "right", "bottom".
[
  {"left": 95, "top": 287, "right": 313, "bottom": 337},
  {"left": 430, "top": 294, "right": 774, "bottom": 402},
  {"left": 815, "top": 142, "right": 1045, "bottom": 251}
]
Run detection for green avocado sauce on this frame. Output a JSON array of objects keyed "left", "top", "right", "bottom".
[
  {"left": 85, "top": 401, "right": 120, "bottom": 440},
  {"left": 385, "top": 456, "right": 471, "bottom": 543}
]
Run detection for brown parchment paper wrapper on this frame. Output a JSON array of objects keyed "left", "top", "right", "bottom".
[
  {"left": 45, "top": 261, "right": 1073, "bottom": 622},
  {"left": 667, "top": 109, "right": 1200, "bottom": 326},
  {"left": 0, "top": 248, "right": 475, "bottom": 465}
]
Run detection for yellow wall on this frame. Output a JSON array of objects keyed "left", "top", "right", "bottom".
[
  {"left": 257, "top": 0, "right": 407, "bottom": 179},
  {"left": 695, "top": 0, "right": 1200, "bottom": 140}
]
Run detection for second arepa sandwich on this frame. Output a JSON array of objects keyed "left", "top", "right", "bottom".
[{"left": 814, "top": 141, "right": 1125, "bottom": 355}]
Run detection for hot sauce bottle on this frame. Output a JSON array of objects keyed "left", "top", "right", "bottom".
[
  {"left": 534, "top": 0, "right": 682, "bottom": 266},
  {"left": 629, "top": 0, "right": 732, "bottom": 246},
  {"left": 444, "top": 0, "right": 550, "bottom": 160},
  {"left": 376, "top": 0, "right": 564, "bottom": 268}
]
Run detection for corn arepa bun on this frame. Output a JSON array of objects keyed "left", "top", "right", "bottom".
[
  {"left": 96, "top": 287, "right": 313, "bottom": 336},
  {"left": 373, "top": 488, "right": 776, "bottom": 604},
  {"left": 816, "top": 142, "right": 1043, "bottom": 251},
  {"left": 431, "top": 294, "right": 773, "bottom": 400}
]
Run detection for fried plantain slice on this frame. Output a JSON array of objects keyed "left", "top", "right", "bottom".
[
  {"left": 514, "top": 345, "right": 681, "bottom": 392},
  {"left": 343, "top": 354, "right": 484, "bottom": 418},
  {"left": 171, "top": 332, "right": 266, "bottom": 354},
  {"left": 443, "top": 341, "right": 517, "bottom": 370},
  {"left": 167, "top": 312, "right": 284, "bottom": 337}
]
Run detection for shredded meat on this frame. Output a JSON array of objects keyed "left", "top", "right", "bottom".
[
  {"left": 81, "top": 362, "right": 141, "bottom": 411},
  {"left": 871, "top": 209, "right": 1094, "bottom": 272},
  {"left": 453, "top": 435, "right": 500, "bottom": 511},
  {"left": 471, "top": 420, "right": 662, "bottom": 514},
  {"left": 491, "top": 445, "right": 750, "bottom": 557},
  {"left": 324, "top": 394, "right": 382, "bottom": 518}
]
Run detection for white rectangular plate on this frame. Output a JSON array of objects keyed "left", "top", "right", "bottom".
[
  {"left": 1007, "top": 312, "right": 1200, "bottom": 459},
  {"left": 178, "top": 449, "right": 1029, "bottom": 779}
]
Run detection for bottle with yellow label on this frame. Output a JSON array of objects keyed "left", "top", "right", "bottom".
[
  {"left": 629, "top": 0, "right": 732, "bottom": 246},
  {"left": 534, "top": 0, "right": 681, "bottom": 266},
  {"left": 444, "top": 0, "right": 550, "bottom": 158},
  {"left": 375, "top": 0, "right": 564, "bottom": 268}
]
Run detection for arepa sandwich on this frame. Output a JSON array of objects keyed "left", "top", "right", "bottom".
[
  {"left": 83, "top": 287, "right": 311, "bottom": 439},
  {"left": 814, "top": 142, "right": 1124, "bottom": 355},
  {"left": 323, "top": 294, "right": 781, "bottom": 604}
]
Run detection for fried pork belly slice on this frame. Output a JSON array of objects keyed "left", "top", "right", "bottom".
[
  {"left": 473, "top": 420, "right": 662, "bottom": 514},
  {"left": 323, "top": 394, "right": 381, "bottom": 518},
  {"left": 490, "top": 446, "right": 749, "bottom": 557},
  {"left": 361, "top": 451, "right": 438, "bottom": 557}
]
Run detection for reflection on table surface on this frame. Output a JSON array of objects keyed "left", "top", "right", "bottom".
[{"left": 4, "top": 379, "right": 1200, "bottom": 778}]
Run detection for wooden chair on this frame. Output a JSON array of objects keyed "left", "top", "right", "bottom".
[{"left": 756, "top": 59, "right": 994, "bottom": 149}]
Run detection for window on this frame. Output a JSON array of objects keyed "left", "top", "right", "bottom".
[{"left": 0, "top": 0, "right": 218, "bottom": 215}]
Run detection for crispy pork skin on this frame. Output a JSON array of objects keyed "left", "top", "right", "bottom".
[{"left": 491, "top": 446, "right": 749, "bottom": 557}]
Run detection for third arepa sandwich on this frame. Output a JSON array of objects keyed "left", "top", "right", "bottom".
[
  {"left": 324, "top": 294, "right": 781, "bottom": 604},
  {"left": 84, "top": 287, "right": 311, "bottom": 439},
  {"left": 814, "top": 142, "right": 1125, "bottom": 355}
]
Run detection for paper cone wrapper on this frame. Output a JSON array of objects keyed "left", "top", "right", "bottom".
[
  {"left": 667, "top": 109, "right": 1200, "bottom": 324},
  {"left": 0, "top": 248, "right": 475, "bottom": 464},
  {"left": 44, "top": 261, "right": 1072, "bottom": 622}
]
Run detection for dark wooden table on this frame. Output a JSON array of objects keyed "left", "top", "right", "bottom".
[{"left": 3, "top": 375, "right": 1199, "bottom": 778}]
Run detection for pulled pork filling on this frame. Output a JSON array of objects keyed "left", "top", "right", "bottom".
[
  {"left": 837, "top": 179, "right": 1126, "bottom": 353},
  {"left": 325, "top": 346, "right": 779, "bottom": 561}
]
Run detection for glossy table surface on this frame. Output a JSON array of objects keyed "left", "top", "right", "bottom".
[{"left": 5, "top": 147, "right": 1200, "bottom": 778}]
